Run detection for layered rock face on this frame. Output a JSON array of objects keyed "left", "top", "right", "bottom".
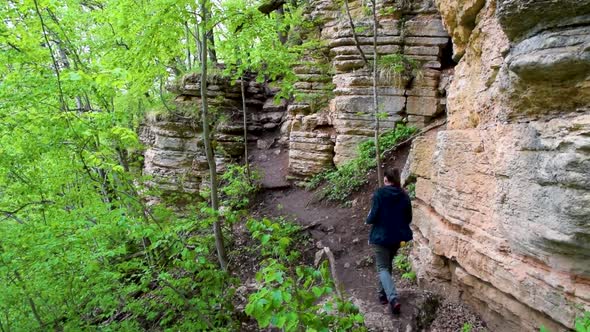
[
  {"left": 140, "top": 74, "right": 283, "bottom": 201},
  {"left": 405, "top": 0, "right": 590, "bottom": 330},
  {"left": 284, "top": 0, "right": 452, "bottom": 177}
]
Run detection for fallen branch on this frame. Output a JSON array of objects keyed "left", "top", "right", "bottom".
[
  {"left": 300, "top": 221, "right": 319, "bottom": 231},
  {"left": 314, "top": 247, "right": 344, "bottom": 299}
]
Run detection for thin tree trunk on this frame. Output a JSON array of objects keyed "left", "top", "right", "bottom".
[
  {"left": 344, "top": 0, "right": 368, "bottom": 66},
  {"left": 194, "top": 11, "right": 202, "bottom": 64},
  {"left": 200, "top": 0, "right": 228, "bottom": 271},
  {"left": 33, "top": 0, "right": 67, "bottom": 111},
  {"left": 204, "top": 8, "right": 217, "bottom": 63},
  {"left": 207, "top": 33, "right": 217, "bottom": 64},
  {"left": 13, "top": 271, "right": 44, "bottom": 328},
  {"left": 185, "top": 22, "right": 192, "bottom": 70},
  {"left": 240, "top": 76, "right": 251, "bottom": 179},
  {"left": 371, "top": 0, "right": 383, "bottom": 187}
]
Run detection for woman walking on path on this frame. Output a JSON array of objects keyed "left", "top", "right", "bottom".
[{"left": 366, "top": 168, "right": 413, "bottom": 315}]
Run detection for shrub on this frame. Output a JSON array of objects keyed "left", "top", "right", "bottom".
[
  {"left": 220, "top": 164, "right": 261, "bottom": 210},
  {"left": 245, "top": 217, "right": 366, "bottom": 331},
  {"left": 306, "top": 124, "right": 417, "bottom": 202},
  {"left": 394, "top": 243, "right": 416, "bottom": 281}
]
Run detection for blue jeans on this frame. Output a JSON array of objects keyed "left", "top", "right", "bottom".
[{"left": 373, "top": 244, "right": 400, "bottom": 302}]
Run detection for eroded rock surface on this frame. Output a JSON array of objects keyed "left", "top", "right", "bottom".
[
  {"left": 285, "top": 0, "right": 452, "bottom": 177},
  {"left": 405, "top": 0, "right": 590, "bottom": 330},
  {"left": 140, "top": 74, "right": 283, "bottom": 201}
]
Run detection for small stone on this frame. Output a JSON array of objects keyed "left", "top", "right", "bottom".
[
  {"left": 236, "top": 286, "right": 247, "bottom": 295},
  {"left": 273, "top": 149, "right": 281, "bottom": 155},
  {"left": 344, "top": 262, "right": 351, "bottom": 269},
  {"left": 353, "top": 238, "right": 360, "bottom": 244}
]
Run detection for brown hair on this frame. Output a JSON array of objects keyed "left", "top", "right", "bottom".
[{"left": 384, "top": 168, "right": 401, "bottom": 187}]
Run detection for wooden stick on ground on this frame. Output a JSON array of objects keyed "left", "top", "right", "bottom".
[{"left": 323, "top": 247, "right": 344, "bottom": 299}]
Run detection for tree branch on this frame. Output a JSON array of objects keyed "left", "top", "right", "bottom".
[
  {"left": 33, "top": 0, "right": 67, "bottom": 111},
  {"left": 0, "top": 200, "right": 54, "bottom": 221},
  {"left": 344, "top": 0, "right": 369, "bottom": 66}
]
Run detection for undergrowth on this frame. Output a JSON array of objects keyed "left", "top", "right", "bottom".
[
  {"left": 394, "top": 242, "right": 416, "bottom": 281},
  {"left": 245, "top": 218, "right": 366, "bottom": 331},
  {"left": 305, "top": 124, "right": 417, "bottom": 202}
]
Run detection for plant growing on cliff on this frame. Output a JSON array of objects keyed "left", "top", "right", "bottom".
[
  {"left": 306, "top": 124, "right": 417, "bottom": 202},
  {"left": 576, "top": 312, "right": 590, "bottom": 332},
  {"left": 394, "top": 243, "right": 416, "bottom": 281},
  {"left": 378, "top": 53, "right": 421, "bottom": 85}
]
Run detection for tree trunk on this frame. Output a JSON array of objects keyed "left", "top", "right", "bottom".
[
  {"left": 371, "top": 0, "right": 384, "bottom": 187},
  {"left": 185, "top": 22, "right": 192, "bottom": 70},
  {"left": 13, "top": 271, "right": 44, "bottom": 328},
  {"left": 240, "top": 76, "right": 251, "bottom": 180},
  {"left": 194, "top": 11, "right": 202, "bottom": 64},
  {"left": 344, "top": 0, "right": 368, "bottom": 66},
  {"left": 200, "top": 0, "right": 228, "bottom": 271}
]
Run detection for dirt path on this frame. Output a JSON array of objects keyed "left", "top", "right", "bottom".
[{"left": 249, "top": 139, "right": 440, "bottom": 331}]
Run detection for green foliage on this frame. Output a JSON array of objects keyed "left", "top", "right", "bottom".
[
  {"left": 306, "top": 124, "right": 417, "bottom": 201},
  {"left": 0, "top": 0, "right": 309, "bottom": 329},
  {"left": 575, "top": 311, "right": 590, "bottom": 332},
  {"left": 0, "top": 196, "right": 239, "bottom": 330},
  {"left": 246, "top": 217, "right": 302, "bottom": 261},
  {"left": 406, "top": 182, "right": 416, "bottom": 199},
  {"left": 462, "top": 322, "right": 473, "bottom": 332},
  {"left": 220, "top": 164, "right": 261, "bottom": 210},
  {"left": 378, "top": 6, "right": 398, "bottom": 16},
  {"left": 218, "top": 0, "right": 306, "bottom": 100},
  {"left": 246, "top": 260, "right": 365, "bottom": 331},
  {"left": 0, "top": 0, "right": 359, "bottom": 329},
  {"left": 378, "top": 53, "right": 421, "bottom": 84},
  {"left": 394, "top": 243, "right": 416, "bottom": 281},
  {"left": 362, "top": 4, "right": 373, "bottom": 17},
  {"left": 295, "top": 89, "right": 335, "bottom": 113},
  {"left": 354, "top": 25, "right": 370, "bottom": 34},
  {"left": 245, "top": 217, "right": 366, "bottom": 331}
]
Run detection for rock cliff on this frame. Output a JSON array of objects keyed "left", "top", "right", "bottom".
[
  {"left": 140, "top": 74, "right": 282, "bottom": 202},
  {"left": 404, "top": 0, "right": 590, "bottom": 330},
  {"left": 283, "top": 0, "right": 452, "bottom": 177}
]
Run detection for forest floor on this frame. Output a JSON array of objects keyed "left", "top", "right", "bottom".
[{"left": 244, "top": 132, "right": 488, "bottom": 332}]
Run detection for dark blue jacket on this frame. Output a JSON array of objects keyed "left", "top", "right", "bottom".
[{"left": 366, "top": 185, "right": 413, "bottom": 246}]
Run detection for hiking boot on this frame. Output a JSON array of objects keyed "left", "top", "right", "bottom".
[
  {"left": 390, "top": 301, "right": 401, "bottom": 315},
  {"left": 378, "top": 292, "right": 388, "bottom": 305}
]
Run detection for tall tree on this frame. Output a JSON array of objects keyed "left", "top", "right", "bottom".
[
  {"left": 218, "top": 0, "right": 302, "bottom": 179},
  {"left": 200, "top": 0, "right": 228, "bottom": 271}
]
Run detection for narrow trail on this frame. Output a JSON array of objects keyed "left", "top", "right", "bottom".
[{"left": 249, "top": 136, "right": 438, "bottom": 331}]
